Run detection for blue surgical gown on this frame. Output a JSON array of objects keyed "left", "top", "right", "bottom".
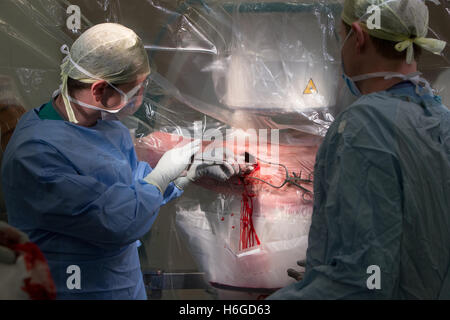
[
  {"left": 269, "top": 82, "right": 450, "bottom": 299},
  {"left": 1, "top": 103, "right": 183, "bottom": 299}
]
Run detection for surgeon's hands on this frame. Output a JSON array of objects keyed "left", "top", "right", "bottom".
[
  {"left": 144, "top": 140, "right": 201, "bottom": 193},
  {"left": 174, "top": 148, "right": 240, "bottom": 190}
]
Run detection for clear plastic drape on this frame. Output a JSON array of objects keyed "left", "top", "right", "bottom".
[{"left": 0, "top": 0, "right": 448, "bottom": 299}]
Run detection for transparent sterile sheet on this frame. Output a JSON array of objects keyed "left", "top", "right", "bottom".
[
  {"left": 0, "top": 0, "right": 449, "bottom": 299},
  {"left": 132, "top": 0, "right": 342, "bottom": 297}
]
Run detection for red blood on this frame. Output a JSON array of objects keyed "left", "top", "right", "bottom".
[
  {"left": 221, "top": 217, "right": 225, "bottom": 221},
  {"left": 135, "top": 131, "right": 317, "bottom": 250},
  {"left": 12, "top": 242, "right": 47, "bottom": 270},
  {"left": 22, "top": 278, "right": 56, "bottom": 300},
  {"left": 12, "top": 242, "right": 56, "bottom": 300},
  {"left": 239, "top": 163, "right": 261, "bottom": 251},
  {"left": 135, "top": 131, "right": 317, "bottom": 201}
]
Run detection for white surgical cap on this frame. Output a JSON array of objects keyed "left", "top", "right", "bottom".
[
  {"left": 342, "top": 0, "right": 447, "bottom": 64},
  {"left": 60, "top": 23, "right": 151, "bottom": 123}
]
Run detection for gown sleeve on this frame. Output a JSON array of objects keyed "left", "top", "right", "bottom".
[{"left": 7, "top": 139, "right": 178, "bottom": 249}]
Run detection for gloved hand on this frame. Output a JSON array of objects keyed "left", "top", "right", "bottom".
[
  {"left": 144, "top": 140, "right": 201, "bottom": 193},
  {"left": 287, "top": 260, "right": 306, "bottom": 282},
  {"left": 173, "top": 148, "right": 240, "bottom": 190}
]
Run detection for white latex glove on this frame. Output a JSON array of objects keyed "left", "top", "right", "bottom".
[
  {"left": 174, "top": 148, "right": 240, "bottom": 189},
  {"left": 144, "top": 140, "right": 201, "bottom": 193}
]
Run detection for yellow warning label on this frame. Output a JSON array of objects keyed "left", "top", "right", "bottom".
[{"left": 303, "top": 79, "right": 318, "bottom": 94}]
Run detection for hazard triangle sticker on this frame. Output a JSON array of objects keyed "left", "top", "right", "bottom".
[{"left": 303, "top": 79, "right": 318, "bottom": 94}]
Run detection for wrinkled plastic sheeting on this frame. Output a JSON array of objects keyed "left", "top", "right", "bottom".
[
  {"left": 0, "top": 0, "right": 449, "bottom": 299},
  {"left": 174, "top": 186, "right": 313, "bottom": 292},
  {"left": 106, "top": 0, "right": 450, "bottom": 296},
  {"left": 132, "top": 0, "right": 342, "bottom": 296},
  {"left": 138, "top": 1, "right": 342, "bottom": 139}
]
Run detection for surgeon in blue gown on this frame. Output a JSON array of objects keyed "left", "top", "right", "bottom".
[
  {"left": 1, "top": 23, "right": 239, "bottom": 299},
  {"left": 270, "top": 0, "right": 450, "bottom": 299}
]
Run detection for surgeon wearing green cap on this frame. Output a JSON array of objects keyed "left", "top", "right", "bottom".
[
  {"left": 270, "top": 0, "right": 450, "bottom": 299},
  {"left": 1, "top": 23, "right": 239, "bottom": 299}
]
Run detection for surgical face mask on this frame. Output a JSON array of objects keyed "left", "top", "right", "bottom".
[
  {"left": 342, "top": 65, "right": 362, "bottom": 97},
  {"left": 340, "top": 28, "right": 434, "bottom": 97}
]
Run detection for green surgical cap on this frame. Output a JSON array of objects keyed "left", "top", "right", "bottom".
[
  {"left": 60, "top": 23, "right": 151, "bottom": 123},
  {"left": 342, "top": 0, "right": 447, "bottom": 64}
]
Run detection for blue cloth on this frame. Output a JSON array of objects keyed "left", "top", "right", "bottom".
[
  {"left": 269, "top": 82, "right": 450, "bottom": 299},
  {"left": 1, "top": 103, "right": 183, "bottom": 299}
]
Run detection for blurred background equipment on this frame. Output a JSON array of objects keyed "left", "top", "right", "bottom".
[{"left": 0, "top": 75, "right": 26, "bottom": 223}]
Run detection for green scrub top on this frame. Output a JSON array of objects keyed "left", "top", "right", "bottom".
[{"left": 38, "top": 100, "right": 63, "bottom": 121}]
